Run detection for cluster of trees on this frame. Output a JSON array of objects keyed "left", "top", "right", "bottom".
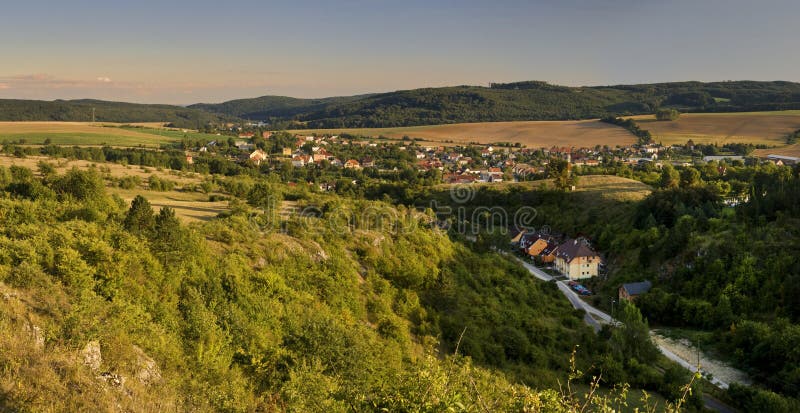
[
  {"left": 655, "top": 108, "right": 681, "bottom": 121},
  {"left": 600, "top": 116, "right": 653, "bottom": 144}
]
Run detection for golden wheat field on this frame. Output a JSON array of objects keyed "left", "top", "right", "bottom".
[
  {"left": 630, "top": 111, "right": 800, "bottom": 146},
  {"left": 290, "top": 119, "right": 638, "bottom": 148}
]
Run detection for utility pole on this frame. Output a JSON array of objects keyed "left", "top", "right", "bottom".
[{"left": 92, "top": 107, "right": 96, "bottom": 123}]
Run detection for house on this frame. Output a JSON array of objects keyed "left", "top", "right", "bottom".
[
  {"left": 262, "top": 131, "right": 272, "bottom": 139},
  {"left": 553, "top": 238, "right": 602, "bottom": 279},
  {"left": 519, "top": 232, "right": 559, "bottom": 263},
  {"left": 282, "top": 147, "right": 293, "bottom": 156},
  {"left": 235, "top": 140, "right": 254, "bottom": 151},
  {"left": 249, "top": 149, "right": 268, "bottom": 166},
  {"left": 509, "top": 229, "right": 527, "bottom": 246},
  {"left": 292, "top": 155, "right": 310, "bottom": 167},
  {"left": 619, "top": 281, "right": 653, "bottom": 301},
  {"left": 344, "top": 159, "right": 361, "bottom": 169},
  {"left": 361, "top": 157, "right": 375, "bottom": 168},
  {"left": 185, "top": 154, "right": 194, "bottom": 165}
]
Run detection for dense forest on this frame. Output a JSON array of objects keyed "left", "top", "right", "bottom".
[
  {"left": 190, "top": 80, "right": 800, "bottom": 128},
  {"left": 0, "top": 99, "right": 234, "bottom": 129}
]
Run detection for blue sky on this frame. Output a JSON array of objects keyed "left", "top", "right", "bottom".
[{"left": 0, "top": 0, "right": 797, "bottom": 104}]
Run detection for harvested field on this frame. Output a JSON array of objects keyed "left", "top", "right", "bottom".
[
  {"left": 290, "top": 119, "right": 637, "bottom": 148},
  {"left": 630, "top": 111, "right": 800, "bottom": 146}
]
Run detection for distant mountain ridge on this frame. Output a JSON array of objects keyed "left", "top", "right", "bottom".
[
  {"left": 189, "top": 80, "right": 800, "bottom": 128},
  {"left": 2, "top": 81, "right": 800, "bottom": 129},
  {"left": 0, "top": 98, "right": 234, "bottom": 129}
]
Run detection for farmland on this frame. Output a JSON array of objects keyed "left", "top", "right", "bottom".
[
  {"left": 0, "top": 122, "right": 220, "bottom": 147},
  {"left": 630, "top": 110, "right": 800, "bottom": 146},
  {"left": 289, "top": 119, "right": 638, "bottom": 148}
]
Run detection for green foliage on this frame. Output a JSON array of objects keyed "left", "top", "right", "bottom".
[
  {"left": 609, "top": 302, "right": 659, "bottom": 363},
  {"left": 655, "top": 108, "right": 681, "bottom": 121},
  {"left": 123, "top": 195, "right": 156, "bottom": 237},
  {"left": 147, "top": 175, "right": 176, "bottom": 191},
  {"left": 0, "top": 98, "right": 233, "bottom": 129},
  {"left": 600, "top": 116, "right": 653, "bottom": 144},
  {"left": 191, "top": 80, "right": 800, "bottom": 128}
]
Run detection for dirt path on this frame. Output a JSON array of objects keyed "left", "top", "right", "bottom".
[{"left": 651, "top": 332, "right": 751, "bottom": 387}]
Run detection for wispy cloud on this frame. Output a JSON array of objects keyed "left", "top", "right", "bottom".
[
  {"left": 96, "top": 76, "right": 112, "bottom": 83},
  {"left": 0, "top": 83, "right": 9, "bottom": 90}
]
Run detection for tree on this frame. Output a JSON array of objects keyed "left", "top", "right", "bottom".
[
  {"left": 655, "top": 108, "right": 681, "bottom": 121},
  {"left": 659, "top": 164, "right": 680, "bottom": 189},
  {"left": 679, "top": 168, "right": 701, "bottom": 188},
  {"left": 547, "top": 158, "right": 578, "bottom": 191},
  {"left": 611, "top": 301, "right": 659, "bottom": 363},
  {"left": 124, "top": 195, "right": 156, "bottom": 237},
  {"left": 152, "top": 207, "right": 185, "bottom": 266},
  {"left": 53, "top": 168, "right": 105, "bottom": 202}
]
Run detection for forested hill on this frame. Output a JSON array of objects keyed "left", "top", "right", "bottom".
[
  {"left": 190, "top": 80, "right": 800, "bottom": 128},
  {"left": 0, "top": 99, "right": 234, "bottom": 129}
]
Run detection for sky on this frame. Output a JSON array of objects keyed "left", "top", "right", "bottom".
[{"left": 0, "top": 0, "right": 798, "bottom": 104}]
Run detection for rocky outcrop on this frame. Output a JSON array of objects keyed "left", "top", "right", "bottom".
[
  {"left": 132, "top": 345, "right": 161, "bottom": 385},
  {"left": 82, "top": 340, "right": 102, "bottom": 371}
]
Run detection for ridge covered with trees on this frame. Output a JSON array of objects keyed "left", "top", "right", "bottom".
[
  {"left": 190, "top": 80, "right": 800, "bottom": 128},
  {"left": 0, "top": 99, "right": 235, "bottom": 129}
]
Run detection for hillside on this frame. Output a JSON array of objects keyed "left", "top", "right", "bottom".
[
  {"left": 0, "top": 99, "right": 234, "bottom": 129},
  {"left": 191, "top": 80, "right": 800, "bottom": 128},
  {"left": 189, "top": 94, "right": 370, "bottom": 120}
]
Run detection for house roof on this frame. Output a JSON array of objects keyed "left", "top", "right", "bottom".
[
  {"left": 555, "top": 238, "right": 599, "bottom": 263},
  {"left": 622, "top": 281, "right": 653, "bottom": 296}
]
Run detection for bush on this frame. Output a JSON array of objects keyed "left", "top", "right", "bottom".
[{"left": 147, "top": 175, "right": 176, "bottom": 191}]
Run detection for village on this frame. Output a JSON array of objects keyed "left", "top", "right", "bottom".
[{"left": 188, "top": 129, "right": 800, "bottom": 188}]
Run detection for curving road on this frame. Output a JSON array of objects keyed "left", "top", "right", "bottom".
[{"left": 513, "top": 256, "right": 730, "bottom": 390}]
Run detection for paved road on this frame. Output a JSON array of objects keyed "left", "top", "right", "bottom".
[{"left": 513, "top": 256, "right": 730, "bottom": 390}]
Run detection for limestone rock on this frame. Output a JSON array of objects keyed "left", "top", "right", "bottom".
[
  {"left": 82, "top": 340, "right": 102, "bottom": 371},
  {"left": 132, "top": 345, "right": 162, "bottom": 385}
]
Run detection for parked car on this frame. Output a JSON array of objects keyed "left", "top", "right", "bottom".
[{"left": 570, "top": 282, "right": 592, "bottom": 296}]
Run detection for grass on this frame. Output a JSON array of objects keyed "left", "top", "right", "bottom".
[
  {"left": 0, "top": 122, "right": 220, "bottom": 147},
  {"left": 629, "top": 110, "right": 800, "bottom": 146},
  {"left": 289, "top": 119, "right": 638, "bottom": 148},
  {"left": 0, "top": 154, "right": 228, "bottom": 222}
]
